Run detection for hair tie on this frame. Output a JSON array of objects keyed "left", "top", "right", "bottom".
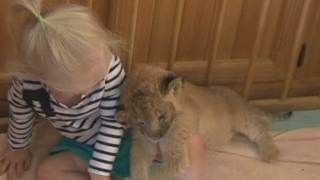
[{"left": 36, "top": 15, "right": 44, "bottom": 22}]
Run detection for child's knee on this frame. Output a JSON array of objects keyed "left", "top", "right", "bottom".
[{"left": 36, "top": 158, "right": 56, "bottom": 180}]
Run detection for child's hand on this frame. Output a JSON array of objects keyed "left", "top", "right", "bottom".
[{"left": 0, "top": 148, "right": 32, "bottom": 180}]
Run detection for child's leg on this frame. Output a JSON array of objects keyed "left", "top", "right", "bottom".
[{"left": 37, "top": 152, "right": 89, "bottom": 180}]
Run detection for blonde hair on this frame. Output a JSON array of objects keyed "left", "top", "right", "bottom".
[{"left": 9, "top": 0, "right": 120, "bottom": 91}]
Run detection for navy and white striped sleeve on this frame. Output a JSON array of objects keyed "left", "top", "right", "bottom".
[
  {"left": 7, "top": 78, "right": 35, "bottom": 150},
  {"left": 88, "top": 57, "right": 126, "bottom": 176}
]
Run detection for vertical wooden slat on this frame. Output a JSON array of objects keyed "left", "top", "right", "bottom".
[
  {"left": 243, "top": 0, "right": 272, "bottom": 98},
  {"left": 281, "top": 0, "right": 312, "bottom": 99},
  {"left": 271, "top": 0, "right": 288, "bottom": 59},
  {"left": 146, "top": 0, "right": 157, "bottom": 62},
  {"left": 206, "top": 0, "right": 227, "bottom": 85},
  {"left": 306, "top": 1, "right": 320, "bottom": 96},
  {"left": 218, "top": 0, "right": 244, "bottom": 60},
  {"left": 87, "top": 0, "right": 93, "bottom": 9},
  {"left": 167, "top": 0, "right": 186, "bottom": 70},
  {"left": 109, "top": 0, "right": 120, "bottom": 32},
  {"left": 127, "top": 0, "right": 140, "bottom": 73},
  {"left": 260, "top": 0, "right": 284, "bottom": 58}
]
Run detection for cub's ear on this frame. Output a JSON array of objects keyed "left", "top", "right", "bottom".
[{"left": 161, "top": 74, "right": 184, "bottom": 96}]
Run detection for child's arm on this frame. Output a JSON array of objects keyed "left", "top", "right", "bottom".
[
  {"left": 0, "top": 78, "right": 35, "bottom": 179},
  {"left": 88, "top": 57, "right": 126, "bottom": 178}
]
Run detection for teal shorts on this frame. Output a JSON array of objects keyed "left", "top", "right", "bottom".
[{"left": 50, "top": 131, "right": 131, "bottom": 178}]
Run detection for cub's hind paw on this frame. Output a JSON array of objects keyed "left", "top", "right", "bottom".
[{"left": 168, "top": 156, "right": 189, "bottom": 176}]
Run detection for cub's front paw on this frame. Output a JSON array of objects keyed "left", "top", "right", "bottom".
[
  {"left": 168, "top": 152, "right": 189, "bottom": 176},
  {"left": 130, "top": 162, "right": 150, "bottom": 180}
]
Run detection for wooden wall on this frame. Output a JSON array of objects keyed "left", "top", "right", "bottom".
[
  {"left": 111, "top": 0, "right": 320, "bottom": 100},
  {"left": 1, "top": 0, "right": 320, "bottom": 117}
]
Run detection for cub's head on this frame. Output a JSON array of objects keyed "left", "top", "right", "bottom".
[{"left": 116, "top": 65, "right": 184, "bottom": 141}]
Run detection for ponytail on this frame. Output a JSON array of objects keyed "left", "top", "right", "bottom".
[{"left": 14, "top": 0, "right": 44, "bottom": 24}]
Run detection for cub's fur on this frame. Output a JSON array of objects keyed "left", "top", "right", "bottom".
[{"left": 117, "top": 65, "right": 285, "bottom": 180}]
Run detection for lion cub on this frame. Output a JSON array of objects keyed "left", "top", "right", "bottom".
[{"left": 117, "top": 65, "right": 283, "bottom": 180}]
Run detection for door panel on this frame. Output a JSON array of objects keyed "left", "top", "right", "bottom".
[{"left": 111, "top": 0, "right": 308, "bottom": 88}]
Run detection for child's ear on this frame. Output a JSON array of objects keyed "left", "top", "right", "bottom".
[{"left": 161, "top": 74, "right": 184, "bottom": 96}]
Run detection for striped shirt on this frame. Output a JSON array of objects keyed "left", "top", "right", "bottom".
[{"left": 7, "top": 56, "right": 126, "bottom": 176}]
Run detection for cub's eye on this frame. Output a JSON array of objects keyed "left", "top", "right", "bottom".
[
  {"left": 138, "top": 121, "right": 145, "bottom": 127},
  {"left": 158, "top": 112, "right": 167, "bottom": 123}
]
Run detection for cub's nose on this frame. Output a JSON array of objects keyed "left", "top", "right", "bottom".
[{"left": 149, "top": 131, "right": 162, "bottom": 140}]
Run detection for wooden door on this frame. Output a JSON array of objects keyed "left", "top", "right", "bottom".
[{"left": 110, "top": 0, "right": 312, "bottom": 99}]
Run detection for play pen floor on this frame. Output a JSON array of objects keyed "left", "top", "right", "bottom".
[{"left": 0, "top": 110, "right": 320, "bottom": 180}]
